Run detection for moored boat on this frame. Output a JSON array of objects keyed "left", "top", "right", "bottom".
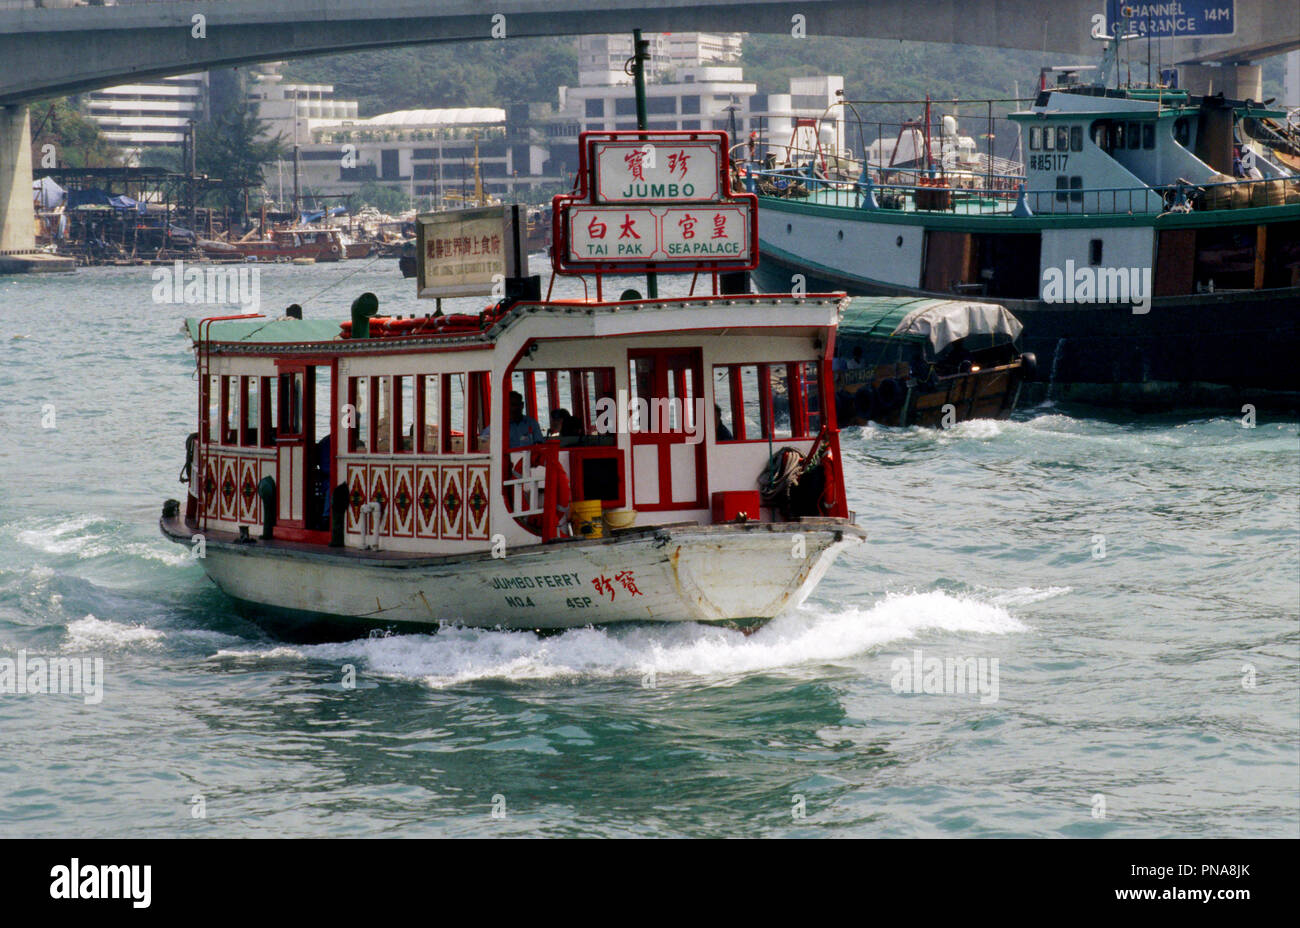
[
  {"left": 833, "top": 297, "right": 1031, "bottom": 427},
  {"left": 747, "top": 22, "right": 1300, "bottom": 408}
]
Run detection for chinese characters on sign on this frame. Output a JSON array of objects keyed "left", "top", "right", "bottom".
[
  {"left": 553, "top": 130, "right": 757, "bottom": 274},
  {"left": 416, "top": 205, "right": 520, "bottom": 299},
  {"left": 593, "top": 139, "right": 723, "bottom": 203},
  {"left": 567, "top": 204, "right": 752, "bottom": 263}
]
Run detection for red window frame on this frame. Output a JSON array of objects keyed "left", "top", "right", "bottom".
[{"left": 712, "top": 361, "right": 822, "bottom": 443}]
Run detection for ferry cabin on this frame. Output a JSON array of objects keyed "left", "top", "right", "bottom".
[{"left": 176, "top": 294, "right": 858, "bottom": 628}]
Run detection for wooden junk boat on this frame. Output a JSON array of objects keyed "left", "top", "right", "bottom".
[
  {"left": 832, "top": 297, "right": 1032, "bottom": 427},
  {"left": 161, "top": 290, "right": 863, "bottom": 631}
]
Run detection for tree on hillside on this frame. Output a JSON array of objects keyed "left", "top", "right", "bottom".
[{"left": 30, "top": 99, "right": 121, "bottom": 169}]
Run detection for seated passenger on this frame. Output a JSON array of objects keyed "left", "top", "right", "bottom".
[
  {"left": 548, "top": 408, "right": 584, "bottom": 446},
  {"left": 487, "top": 390, "right": 545, "bottom": 449}
]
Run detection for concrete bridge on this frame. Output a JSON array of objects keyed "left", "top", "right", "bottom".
[
  {"left": 2, "top": 0, "right": 1295, "bottom": 105},
  {"left": 2, "top": 0, "right": 1297, "bottom": 259}
]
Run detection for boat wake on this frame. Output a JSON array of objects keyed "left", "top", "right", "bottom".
[
  {"left": 12, "top": 514, "right": 192, "bottom": 567},
  {"left": 207, "top": 589, "right": 1029, "bottom": 689}
]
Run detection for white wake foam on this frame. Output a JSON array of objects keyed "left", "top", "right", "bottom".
[
  {"left": 63, "top": 614, "right": 165, "bottom": 650},
  {"left": 207, "top": 590, "right": 1028, "bottom": 689},
  {"left": 14, "top": 515, "right": 191, "bottom": 566}
]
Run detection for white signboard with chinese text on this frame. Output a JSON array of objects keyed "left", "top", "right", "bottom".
[
  {"left": 565, "top": 203, "right": 752, "bottom": 264},
  {"left": 591, "top": 137, "right": 724, "bottom": 204},
  {"left": 416, "top": 205, "right": 520, "bottom": 299}
]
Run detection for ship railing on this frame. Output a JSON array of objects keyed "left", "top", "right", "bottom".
[
  {"left": 746, "top": 167, "right": 1298, "bottom": 217},
  {"left": 503, "top": 439, "right": 562, "bottom": 542}
]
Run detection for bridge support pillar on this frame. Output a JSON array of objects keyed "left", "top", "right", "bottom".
[
  {"left": 0, "top": 104, "right": 71, "bottom": 273},
  {"left": 1179, "top": 63, "right": 1263, "bottom": 102},
  {"left": 0, "top": 104, "right": 35, "bottom": 252}
]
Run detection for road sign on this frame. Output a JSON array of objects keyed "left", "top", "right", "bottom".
[{"left": 1109, "top": 1, "right": 1235, "bottom": 39}]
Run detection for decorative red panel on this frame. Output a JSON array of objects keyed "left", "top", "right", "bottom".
[
  {"left": 345, "top": 463, "right": 368, "bottom": 534},
  {"left": 237, "top": 457, "right": 261, "bottom": 525},
  {"left": 218, "top": 457, "right": 238, "bottom": 522},
  {"left": 415, "top": 465, "right": 440, "bottom": 538},
  {"left": 465, "top": 464, "right": 490, "bottom": 540},
  {"left": 201, "top": 457, "right": 219, "bottom": 518},
  {"left": 440, "top": 465, "right": 464, "bottom": 540},
  {"left": 367, "top": 465, "right": 392, "bottom": 537},
  {"left": 390, "top": 464, "right": 416, "bottom": 538}
]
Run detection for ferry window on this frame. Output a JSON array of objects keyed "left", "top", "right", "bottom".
[
  {"left": 799, "top": 362, "right": 822, "bottom": 434},
  {"left": 1142, "top": 123, "right": 1155, "bottom": 149},
  {"left": 768, "top": 365, "right": 792, "bottom": 440},
  {"left": 1127, "top": 122, "right": 1141, "bottom": 150},
  {"left": 582, "top": 369, "right": 615, "bottom": 440},
  {"left": 280, "top": 372, "right": 303, "bottom": 438},
  {"left": 554, "top": 370, "right": 575, "bottom": 429},
  {"left": 1055, "top": 175, "right": 1069, "bottom": 203},
  {"left": 260, "top": 376, "right": 277, "bottom": 448},
  {"left": 1174, "top": 117, "right": 1191, "bottom": 147},
  {"left": 347, "top": 376, "right": 369, "bottom": 452},
  {"left": 531, "top": 372, "right": 552, "bottom": 433},
  {"left": 1042, "top": 127, "right": 1054, "bottom": 151},
  {"left": 1070, "top": 126, "right": 1083, "bottom": 151},
  {"left": 1029, "top": 126, "right": 1041, "bottom": 151},
  {"left": 1113, "top": 122, "right": 1125, "bottom": 150},
  {"left": 713, "top": 363, "right": 821, "bottom": 441},
  {"left": 312, "top": 367, "right": 330, "bottom": 451},
  {"left": 1089, "top": 238, "right": 1103, "bottom": 266},
  {"left": 629, "top": 357, "right": 654, "bottom": 432},
  {"left": 445, "top": 373, "right": 466, "bottom": 453},
  {"left": 396, "top": 375, "right": 414, "bottom": 453},
  {"left": 469, "top": 371, "right": 490, "bottom": 454},
  {"left": 1070, "top": 176, "right": 1083, "bottom": 203},
  {"left": 418, "top": 374, "right": 440, "bottom": 453},
  {"left": 206, "top": 375, "right": 219, "bottom": 444},
  {"left": 1055, "top": 127, "right": 1069, "bottom": 152},
  {"left": 223, "top": 376, "right": 239, "bottom": 445},
  {"left": 713, "top": 368, "right": 737, "bottom": 440},
  {"left": 375, "top": 377, "right": 392, "bottom": 453},
  {"left": 241, "top": 376, "right": 258, "bottom": 447},
  {"left": 739, "top": 364, "right": 763, "bottom": 439}
]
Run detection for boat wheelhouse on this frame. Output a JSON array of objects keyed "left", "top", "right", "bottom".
[
  {"left": 747, "top": 36, "right": 1300, "bottom": 407},
  {"left": 162, "top": 291, "right": 863, "bottom": 631}
]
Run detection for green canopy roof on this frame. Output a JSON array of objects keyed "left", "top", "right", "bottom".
[
  {"left": 841, "top": 298, "right": 952, "bottom": 342},
  {"left": 184, "top": 317, "right": 342, "bottom": 345},
  {"left": 840, "top": 296, "right": 1022, "bottom": 356}
]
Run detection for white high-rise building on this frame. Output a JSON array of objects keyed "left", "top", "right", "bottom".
[
  {"left": 247, "top": 63, "right": 359, "bottom": 147},
  {"left": 577, "top": 32, "right": 743, "bottom": 87},
  {"left": 84, "top": 73, "right": 207, "bottom": 159}
]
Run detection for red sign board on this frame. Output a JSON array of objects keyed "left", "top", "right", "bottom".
[{"left": 552, "top": 130, "right": 757, "bottom": 276}]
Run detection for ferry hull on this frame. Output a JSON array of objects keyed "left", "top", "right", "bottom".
[
  {"left": 163, "top": 514, "right": 862, "bottom": 632},
  {"left": 756, "top": 247, "right": 1300, "bottom": 407}
]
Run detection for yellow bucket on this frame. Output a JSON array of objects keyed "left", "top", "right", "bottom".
[{"left": 571, "top": 499, "right": 603, "bottom": 538}]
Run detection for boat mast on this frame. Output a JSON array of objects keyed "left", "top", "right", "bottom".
[{"left": 631, "top": 29, "right": 657, "bottom": 299}]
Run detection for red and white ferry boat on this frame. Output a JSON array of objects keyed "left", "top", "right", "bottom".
[{"left": 161, "top": 131, "right": 864, "bottom": 632}]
